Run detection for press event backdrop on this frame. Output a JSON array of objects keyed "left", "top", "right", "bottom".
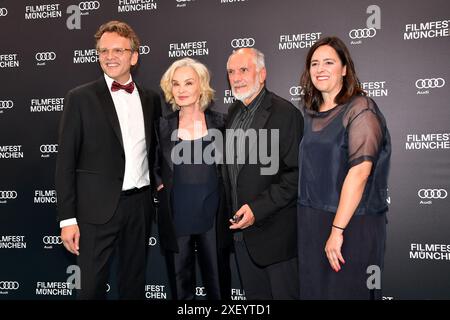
[{"left": 0, "top": 0, "right": 449, "bottom": 300}]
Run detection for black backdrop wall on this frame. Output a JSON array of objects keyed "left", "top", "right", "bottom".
[{"left": 0, "top": 0, "right": 449, "bottom": 300}]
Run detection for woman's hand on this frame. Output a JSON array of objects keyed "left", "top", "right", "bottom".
[{"left": 325, "top": 228, "right": 345, "bottom": 272}]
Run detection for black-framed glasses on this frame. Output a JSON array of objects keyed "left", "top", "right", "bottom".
[{"left": 97, "top": 48, "right": 133, "bottom": 57}]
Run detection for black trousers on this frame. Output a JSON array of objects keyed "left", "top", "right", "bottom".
[
  {"left": 76, "top": 189, "right": 152, "bottom": 300},
  {"left": 167, "top": 225, "right": 221, "bottom": 300},
  {"left": 234, "top": 238, "right": 299, "bottom": 300}
]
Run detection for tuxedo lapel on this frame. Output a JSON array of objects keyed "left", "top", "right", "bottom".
[{"left": 95, "top": 78, "right": 124, "bottom": 149}]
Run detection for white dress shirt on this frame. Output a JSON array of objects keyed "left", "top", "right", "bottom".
[{"left": 60, "top": 74, "right": 149, "bottom": 228}]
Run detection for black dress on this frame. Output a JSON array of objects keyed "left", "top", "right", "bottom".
[{"left": 297, "top": 95, "right": 391, "bottom": 299}]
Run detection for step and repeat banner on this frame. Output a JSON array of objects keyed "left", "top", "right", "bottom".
[{"left": 0, "top": 0, "right": 449, "bottom": 300}]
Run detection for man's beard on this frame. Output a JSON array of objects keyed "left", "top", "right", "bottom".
[{"left": 231, "top": 76, "right": 261, "bottom": 103}]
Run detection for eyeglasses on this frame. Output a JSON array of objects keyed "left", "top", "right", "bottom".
[{"left": 97, "top": 48, "right": 133, "bottom": 57}]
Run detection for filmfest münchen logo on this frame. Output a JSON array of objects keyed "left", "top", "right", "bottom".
[
  {"left": 145, "top": 284, "right": 167, "bottom": 299},
  {"left": 118, "top": 0, "right": 158, "bottom": 13},
  {"left": 73, "top": 48, "right": 98, "bottom": 64},
  {"left": 415, "top": 77, "right": 445, "bottom": 95},
  {"left": 221, "top": 0, "right": 247, "bottom": 4},
  {"left": 0, "top": 236, "right": 27, "bottom": 249},
  {"left": 361, "top": 81, "right": 389, "bottom": 97},
  {"left": 231, "top": 288, "right": 246, "bottom": 300},
  {"left": 34, "top": 190, "right": 57, "bottom": 204},
  {"left": 223, "top": 90, "right": 236, "bottom": 104},
  {"left": 25, "top": 4, "right": 62, "bottom": 20},
  {"left": 278, "top": 32, "right": 322, "bottom": 50},
  {"left": 168, "top": 41, "right": 208, "bottom": 58},
  {"left": 0, "top": 145, "right": 24, "bottom": 159},
  {"left": 405, "top": 133, "right": 450, "bottom": 150},
  {"left": 0, "top": 53, "right": 19, "bottom": 68},
  {"left": 404, "top": 20, "right": 450, "bottom": 40},
  {"left": 30, "top": 97, "right": 64, "bottom": 112}
]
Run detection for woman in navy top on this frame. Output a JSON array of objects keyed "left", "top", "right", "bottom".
[
  {"left": 297, "top": 37, "right": 391, "bottom": 299},
  {"left": 156, "top": 58, "right": 229, "bottom": 300}
]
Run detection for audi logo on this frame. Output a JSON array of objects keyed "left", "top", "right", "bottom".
[
  {"left": 40, "top": 144, "right": 58, "bottom": 153},
  {"left": 415, "top": 78, "right": 445, "bottom": 89},
  {"left": 418, "top": 189, "right": 448, "bottom": 199},
  {"left": 106, "top": 283, "right": 110, "bottom": 292},
  {"left": 139, "top": 45, "right": 150, "bottom": 55},
  {"left": 195, "top": 286, "right": 206, "bottom": 297},
  {"left": 148, "top": 237, "right": 157, "bottom": 246},
  {"left": 0, "top": 191, "right": 18, "bottom": 200},
  {"left": 348, "top": 28, "right": 376, "bottom": 39},
  {"left": 0, "top": 100, "right": 13, "bottom": 109},
  {"left": 42, "top": 236, "right": 63, "bottom": 245},
  {"left": 231, "top": 38, "right": 255, "bottom": 48},
  {"left": 0, "top": 8, "right": 7, "bottom": 16},
  {"left": 0, "top": 281, "right": 20, "bottom": 290},
  {"left": 78, "top": 1, "right": 100, "bottom": 10},
  {"left": 35, "top": 52, "right": 56, "bottom": 62},
  {"left": 290, "top": 86, "right": 303, "bottom": 96}
]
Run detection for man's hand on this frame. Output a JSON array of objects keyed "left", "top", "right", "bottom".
[
  {"left": 61, "top": 225, "right": 80, "bottom": 255},
  {"left": 229, "top": 204, "right": 255, "bottom": 230}
]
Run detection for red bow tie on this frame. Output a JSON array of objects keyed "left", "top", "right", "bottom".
[{"left": 111, "top": 81, "right": 135, "bottom": 94}]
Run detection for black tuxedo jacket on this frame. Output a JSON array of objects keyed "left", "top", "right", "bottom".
[
  {"left": 55, "top": 77, "right": 161, "bottom": 224},
  {"left": 155, "top": 108, "right": 230, "bottom": 252},
  {"left": 220, "top": 90, "right": 304, "bottom": 267}
]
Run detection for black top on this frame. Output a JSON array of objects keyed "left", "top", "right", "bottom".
[
  {"left": 298, "top": 95, "right": 391, "bottom": 215},
  {"left": 172, "top": 135, "right": 219, "bottom": 236}
]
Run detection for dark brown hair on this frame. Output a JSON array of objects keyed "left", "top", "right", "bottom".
[
  {"left": 300, "top": 36, "right": 365, "bottom": 111},
  {"left": 94, "top": 20, "right": 140, "bottom": 52}
]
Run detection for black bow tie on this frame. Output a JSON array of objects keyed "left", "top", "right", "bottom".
[{"left": 111, "top": 81, "right": 135, "bottom": 94}]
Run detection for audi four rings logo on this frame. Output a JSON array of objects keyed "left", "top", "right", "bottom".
[
  {"left": 139, "top": 45, "right": 150, "bottom": 55},
  {"left": 348, "top": 28, "right": 376, "bottom": 39},
  {"left": 0, "top": 281, "right": 20, "bottom": 290},
  {"left": 418, "top": 189, "right": 448, "bottom": 199},
  {"left": 40, "top": 144, "right": 58, "bottom": 153},
  {"left": 148, "top": 237, "right": 157, "bottom": 246},
  {"left": 290, "top": 86, "right": 303, "bottom": 96},
  {"left": 415, "top": 78, "right": 445, "bottom": 89},
  {"left": 0, "top": 8, "right": 8, "bottom": 16},
  {"left": 43, "top": 236, "right": 63, "bottom": 245},
  {"left": 0, "top": 191, "right": 18, "bottom": 199},
  {"left": 78, "top": 1, "right": 100, "bottom": 10},
  {"left": 195, "top": 287, "right": 206, "bottom": 296},
  {"left": 0, "top": 100, "right": 14, "bottom": 109},
  {"left": 231, "top": 38, "right": 255, "bottom": 48},
  {"left": 35, "top": 52, "right": 56, "bottom": 62}
]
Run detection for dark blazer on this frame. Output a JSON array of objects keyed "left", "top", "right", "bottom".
[
  {"left": 220, "top": 89, "right": 304, "bottom": 267},
  {"left": 155, "top": 107, "right": 230, "bottom": 252},
  {"left": 55, "top": 77, "right": 161, "bottom": 224}
]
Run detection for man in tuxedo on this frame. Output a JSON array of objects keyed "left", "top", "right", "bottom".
[
  {"left": 55, "top": 21, "right": 160, "bottom": 299},
  {"left": 222, "top": 47, "right": 303, "bottom": 299}
]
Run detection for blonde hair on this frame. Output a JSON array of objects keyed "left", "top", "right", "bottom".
[{"left": 160, "top": 58, "right": 215, "bottom": 111}]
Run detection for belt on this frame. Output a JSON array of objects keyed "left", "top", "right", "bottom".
[{"left": 121, "top": 185, "right": 150, "bottom": 196}]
